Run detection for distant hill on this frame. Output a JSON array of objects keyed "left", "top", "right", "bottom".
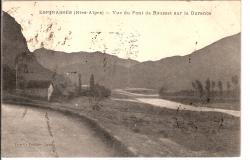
[
  {"left": 34, "top": 33, "right": 240, "bottom": 91},
  {"left": 34, "top": 48, "right": 139, "bottom": 88},
  {"left": 129, "top": 33, "right": 241, "bottom": 91},
  {"left": 34, "top": 48, "right": 139, "bottom": 70}
]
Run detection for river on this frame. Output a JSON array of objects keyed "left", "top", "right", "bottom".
[{"left": 113, "top": 89, "right": 240, "bottom": 117}]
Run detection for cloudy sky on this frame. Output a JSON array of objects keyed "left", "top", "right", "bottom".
[{"left": 3, "top": 1, "right": 240, "bottom": 62}]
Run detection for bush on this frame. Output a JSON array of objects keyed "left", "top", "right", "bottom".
[
  {"left": 87, "top": 74, "right": 111, "bottom": 98},
  {"left": 93, "top": 83, "right": 111, "bottom": 98}
]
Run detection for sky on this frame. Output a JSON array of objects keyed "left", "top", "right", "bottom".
[{"left": 3, "top": 1, "right": 240, "bottom": 62}]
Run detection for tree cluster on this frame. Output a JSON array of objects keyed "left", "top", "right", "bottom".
[
  {"left": 191, "top": 75, "right": 239, "bottom": 102},
  {"left": 89, "top": 74, "right": 111, "bottom": 98}
]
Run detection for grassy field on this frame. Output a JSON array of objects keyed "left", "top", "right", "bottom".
[{"left": 69, "top": 95, "right": 240, "bottom": 156}]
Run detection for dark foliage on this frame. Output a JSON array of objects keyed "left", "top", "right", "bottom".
[
  {"left": 2, "top": 65, "right": 16, "bottom": 90},
  {"left": 159, "top": 76, "right": 240, "bottom": 105},
  {"left": 86, "top": 74, "right": 111, "bottom": 98},
  {"left": 217, "top": 80, "right": 223, "bottom": 96},
  {"left": 91, "top": 83, "right": 111, "bottom": 98},
  {"left": 195, "top": 80, "right": 204, "bottom": 98},
  {"left": 159, "top": 86, "right": 167, "bottom": 95},
  {"left": 25, "top": 80, "right": 51, "bottom": 88},
  {"left": 205, "top": 78, "right": 211, "bottom": 102},
  {"left": 90, "top": 74, "right": 95, "bottom": 91},
  {"left": 79, "top": 84, "right": 111, "bottom": 98}
]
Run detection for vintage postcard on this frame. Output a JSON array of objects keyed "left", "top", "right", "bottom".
[{"left": 1, "top": 0, "right": 241, "bottom": 157}]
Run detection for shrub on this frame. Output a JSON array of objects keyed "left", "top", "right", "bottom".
[
  {"left": 92, "top": 83, "right": 111, "bottom": 98},
  {"left": 87, "top": 74, "right": 111, "bottom": 98}
]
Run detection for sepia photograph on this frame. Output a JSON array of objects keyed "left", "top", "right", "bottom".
[{"left": 1, "top": 0, "right": 241, "bottom": 158}]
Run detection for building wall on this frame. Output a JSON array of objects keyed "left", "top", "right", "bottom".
[{"left": 23, "top": 88, "right": 48, "bottom": 99}]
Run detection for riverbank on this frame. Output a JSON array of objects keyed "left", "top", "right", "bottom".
[{"left": 159, "top": 95, "right": 240, "bottom": 111}]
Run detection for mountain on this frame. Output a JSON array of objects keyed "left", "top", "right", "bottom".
[
  {"left": 33, "top": 31, "right": 240, "bottom": 91},
  {"left": 34, "top": 48, "right": 139, "bottom": 88},
  {"left": 129, "top": 33, "right": 241, "bottom": 92},
  {"left": 34, "top": 48, "right": 139, "bottom": 70},
  {"left": 2, "top": 11, "right": 29, "bottom": 69},
  {"left": 2, "top": 11, "right": 55, "bottom": 90}
]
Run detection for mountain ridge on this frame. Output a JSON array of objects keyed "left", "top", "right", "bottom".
[
  {"left": 34, "top": 48, "right": 139, "bottom": 71},
  {"left": 34, "top": 32, "right": 240, "bottom": 91},
  {"left": 129, "top": 33, "right": 240, "bottom": 91}
]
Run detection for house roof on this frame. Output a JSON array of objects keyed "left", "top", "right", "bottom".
[{"left": 26, "top": 80, "right": 52, "bottom": 89}]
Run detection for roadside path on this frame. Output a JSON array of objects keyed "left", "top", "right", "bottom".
[{"left": 1, "top": 104, "right": 117, "bottom": 157}]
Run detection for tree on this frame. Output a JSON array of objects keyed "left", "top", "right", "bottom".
[
  {"left": 90, "top": 74, "right": 95, "bottom": 93},
  {"left": 231, "top": 75, "right": 239, "bottom": 86},
  {"left": 52, "top": 65, "right": 58, "bottom": 80},
  {"left": 217, "top": 81, "right": 223, "bottom": 96},
  {"left": 191, "top": 81, "right": 197, "bottom": 96},
  {"left": 211, "top": 80, "right": 216, "bottom": 97},
  {"left": 78, "top": 73, "right": 82, "bottom": 94},
  {"left": 195, "top": 80, "right": 203, "bottom": 99},
  {"left": 205, "top": 78, "right": 211, "bottom": 102},
  {"left": 231, "top": 75, "right": 239, "bottom": 98},
  {"left": 159, "top": 86, "right": 166, "bottom": 96},
  {"left": 227, "top": 81, "right": 231, "bottom": 96},
  {"left": 192, "top": 82, "right": 196, "bottom": 90}
]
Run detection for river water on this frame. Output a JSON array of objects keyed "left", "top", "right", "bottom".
[{"left": 114, "top": 89, "right": 240, "bottom": 117}]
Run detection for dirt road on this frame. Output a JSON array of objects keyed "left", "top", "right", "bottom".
[{"left": 1, "top": 104, "right": 117, "bottom": 157}]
